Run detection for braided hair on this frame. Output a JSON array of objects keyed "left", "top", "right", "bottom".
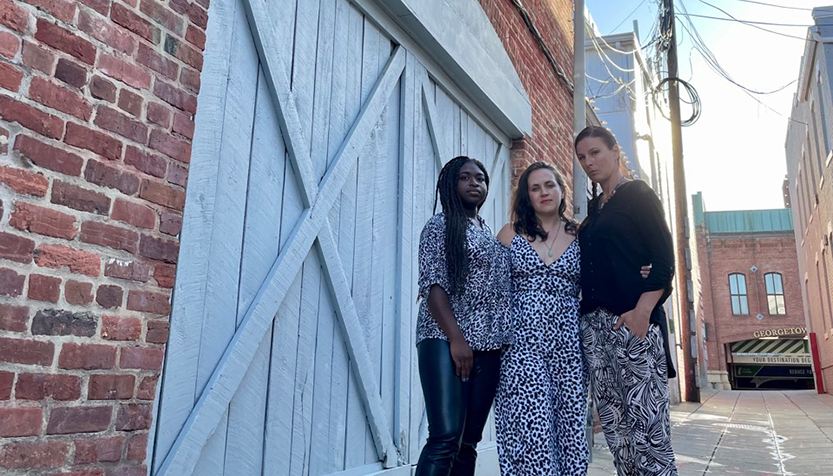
[
  {"left": 433, "top": 156, "right": 489, "bottom": 295},
  {"left": 511, "top": 162, "right": 577, "bottom": 241}
]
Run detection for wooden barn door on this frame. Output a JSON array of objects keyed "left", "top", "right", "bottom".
[{"left": 148, "top": 1, "right": 512, "bottom": 475}]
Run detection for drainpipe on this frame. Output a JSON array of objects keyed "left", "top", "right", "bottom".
[{"left": 573, "top": 0, "right": 588, "bottom": 221}]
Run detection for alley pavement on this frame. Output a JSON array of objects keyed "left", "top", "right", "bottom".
[{"left": 587, "top": 389, "right": 833, "bottom": 476}]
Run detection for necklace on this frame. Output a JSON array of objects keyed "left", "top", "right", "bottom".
[
  {"left": 543, "top": 222, "right": 562, "bottom": 258},
  {"left": 598, "top": 176, "right": 628, "bottom": 210}
]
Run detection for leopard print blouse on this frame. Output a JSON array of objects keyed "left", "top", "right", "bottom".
[{"left": 416, "top": 213, "right": 512, "bottom": 351}]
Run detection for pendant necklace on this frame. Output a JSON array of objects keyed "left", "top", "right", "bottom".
[
  {"left": 544, "top": 222, "right": 562, "bottom": 258},
  {"left": 599, "top": 176, "right": 628, "bottom": 211}
]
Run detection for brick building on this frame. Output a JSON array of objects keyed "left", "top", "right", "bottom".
[
  {"left": 785, "top": 5, "right": 833, "bottom": 395},
  {"left": 478, "top": 0, "right": 578, "bottom": 184},
  {"left": 692, "top": 193, "right": 811, "bottom": 391},
  {"left": 0, "top": 0, "right": 581, "bottom": 474}
]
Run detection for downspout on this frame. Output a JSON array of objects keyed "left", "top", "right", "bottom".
[{"left": 573, "top": 0, "right": 588, "bottom": 221}]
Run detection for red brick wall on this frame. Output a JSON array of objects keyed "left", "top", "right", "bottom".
[
  {"left": 0, "top": 0, "right": 205, "bottom": 472},
  {"left": 477, "top": 0, "right": 577, "bottom": 199},
  {"left": 695, "top": 230, "right": 806, "bottom": 373}
]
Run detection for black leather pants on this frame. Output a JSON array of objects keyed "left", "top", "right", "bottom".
[{"left": 415, "top": 339, "right": 501, "bottom": 476}]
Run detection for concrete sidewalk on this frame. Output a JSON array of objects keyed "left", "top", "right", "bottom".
[{"left": 587, "top": 389, "right": 833, "bottom": 476}]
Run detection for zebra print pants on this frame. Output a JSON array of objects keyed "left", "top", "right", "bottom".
[{"left": 580, "top": 308, "right": 678, "bottom": 476}]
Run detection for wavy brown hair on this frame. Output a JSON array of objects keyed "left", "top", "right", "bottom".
[{"left": 511, "top": 162, "right": 577, "bottom": 241}]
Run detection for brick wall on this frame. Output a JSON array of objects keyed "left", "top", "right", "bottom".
[
  {"left": 0, "top": 0, "right": 206, "bottom": 472},
  {"left": 477, "top": 0, "right": 577, "bottom": 199},
  {"left": 694, "top": 229, "right": 806, "bottom": 374}
]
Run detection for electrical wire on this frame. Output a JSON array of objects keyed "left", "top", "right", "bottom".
[
  {"left": 693, "top": 0, "right": 812, "bottom": 41},
  {"left": 654, "top": 77, "right": 702, "bottom": 126},
  {"left": 586, "top": 34, "right": 639, "bottom": 103},
  {"left": 677, "top": 13, "right": 815, "bottom": 28},
  {"left": 676, "top": 0, "right": 801, "bottom": 95},
  {"left": 729, "top": 0, "right": 813, "bottom": 11},
  {"left": 587, "top": 27, "right": 637, "bottom": 72},
  {"left": 609, "top": 0, "right": 648, "bottom": 34},
  {"left": 510, "top": 0, "right": 574, "bottom": 92},
  {"left": 675, "top": 0, "right": 809, "bottom": 126}
]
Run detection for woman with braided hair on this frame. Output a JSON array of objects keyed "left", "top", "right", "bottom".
[{"left": 415, "top": 156, "right": 512, "bottom": 476}]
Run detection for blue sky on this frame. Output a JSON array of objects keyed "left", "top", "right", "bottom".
[{"left": 586, "top": 0, "right": 824, "bottom": 211}]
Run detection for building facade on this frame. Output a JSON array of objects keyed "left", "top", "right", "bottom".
[
  {"left": 0, "top": 0, "right": 579, "bottom": 474},
  {"left": 785, "top": 5, "right": 833, "bottom": 395},
  {"left": 692, "top": 194, "right": 811, "bottom": 391}
]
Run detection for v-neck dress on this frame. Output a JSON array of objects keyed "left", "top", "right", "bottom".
[{"left": 495, "top": 234, "right": 588, "bottom": 475}]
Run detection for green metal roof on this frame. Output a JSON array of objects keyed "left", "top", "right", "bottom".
[{"left": 704, "top": 209, "right": 793, "bottom": 234}]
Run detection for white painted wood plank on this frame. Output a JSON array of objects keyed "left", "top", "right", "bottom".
[
  {"left": 310, "top": 0, "right": 336, "bottom": 182},
  {"left": 291, "top": 255, "right": 322, "bottom": 476},
  {"left": 343, "top": 5, "right": 368, "bottom": 468},
  {"left": 309, "top": 276, "right": 338, "bottom": 475},
  {"left": 192, "top": 412, "right": 227, "bottom": 476},
  {"left": 364, "top": 29, "right": 392, "bottom": 465},
  {"left": 291, "top": 0, "right": 320, "bottom": 149},
  {"left": 261, "top": 165, "right": 305, "bottom": 475},
  {"left": 309, "top": 34, "right": 338, "bottom": 457},
  {"left": 393, "top": 51, "right": 415, "bottom": 461},
  {"left": 151, "top": 0, "right": 236, "bottom": 470},
  {"left": 325, "top": 2, "right": 351, "bottom": 471},
  {"left": 261, "top": 271, "right": 302, "bottom": 476},
  {"left": 466, "top": 111, "right": 478, "bottom": 161},
  {"left": 328, "top": 0, "right": 350, "bottom": 171},
  {"left": 378, "top": 36, "right": 399, "bottom": 461},
  {"left": 319, "top": 224, "right": 401, "bottom": 468},
  {"left": 224, "top": 335, "right": 271, "bottom": 474},
  {"left": 222, "top": 68, "right": 284, "bottom": 476},
  {"left": 192, "top": 5, "right": 259, "bottom": 470},
  {"left": 195, "top": 0, "right": 258, "bottom": 399},
  {"left": 155, "top": 46, "right": 405, "bottom": 476},
  {"left": 409, "top": 63, "right": 435, "bottom": 464},
  {"left": 329, "top": 318, "right": 350, "bottom": 472},
  {"left": 421, "top": 85, "right": 447, "bottom": 173},
  {"left": 243, "top": 0, "right": 316, "bottom": 206},
  {"left": 355, "top": 20, "right": 385, "bottom": 464},
  {"left": 460, "top": 109, "right": 468, "bottom": 157},
  {"left": 433, "top": 83, "right": 455, "bottom": 163}
]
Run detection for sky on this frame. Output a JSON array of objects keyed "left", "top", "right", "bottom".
[{"left": 585, "top": 0, "right": 825, "bottom": 211}]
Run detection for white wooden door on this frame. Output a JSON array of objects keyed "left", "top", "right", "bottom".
[{"left": 149, "top": 1, "right": 512, "bottom": 475}]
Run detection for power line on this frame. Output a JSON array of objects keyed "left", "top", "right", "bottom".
[
  {"left": 676, "top": 0, "right": 802, "bottom": 94},
  {"left": 674, "top": 0, "right": 808, "bottom": 126},
  {"left": 677, "top": 13, "right": 815, "bottom": 28},
  {"left": 609, "top": 0, "right": 648, "bottom": 33},
  {"left": 729, "top": 0, "right": 813, "bottom": 11},
  {"left": 693, "top": 0, "right": 810, "bottom": 41}
]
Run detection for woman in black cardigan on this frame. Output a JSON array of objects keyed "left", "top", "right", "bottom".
[{"left": 575, "top": 126, "right": 678, "bottom": 476}]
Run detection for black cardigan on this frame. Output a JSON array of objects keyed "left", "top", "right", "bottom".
[{"left": 579, "top": 180, "right": 677, "bottom": 378}]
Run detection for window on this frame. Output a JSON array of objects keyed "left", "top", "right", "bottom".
[
  {"left": 817, "top": 77, "right": 830, "bottom": 155},
  {"left": 729, "top": 273, "right": 749, "bottom": 315},
  {"left": 764, "top": 273, "right": 786, "bottom": 315}
]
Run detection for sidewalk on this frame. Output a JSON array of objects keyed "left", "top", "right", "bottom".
[{"left": 587, "top": 389, "right": 833, "bottom": 476}]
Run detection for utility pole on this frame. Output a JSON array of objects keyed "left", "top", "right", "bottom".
[
  {"left": 573, "top": 0, "right": 588, "bottom": 222},
  {"left": 665, "top": 0, "right": 700, "bottom": 403}
]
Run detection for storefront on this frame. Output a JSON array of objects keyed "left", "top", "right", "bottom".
[{"left": 728, "top": 328, "right": 814, "bottom": 390}]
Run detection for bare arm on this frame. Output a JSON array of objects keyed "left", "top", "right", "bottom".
[{"left": 497, "top": 223, "right": 515, "bottom": 248}]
